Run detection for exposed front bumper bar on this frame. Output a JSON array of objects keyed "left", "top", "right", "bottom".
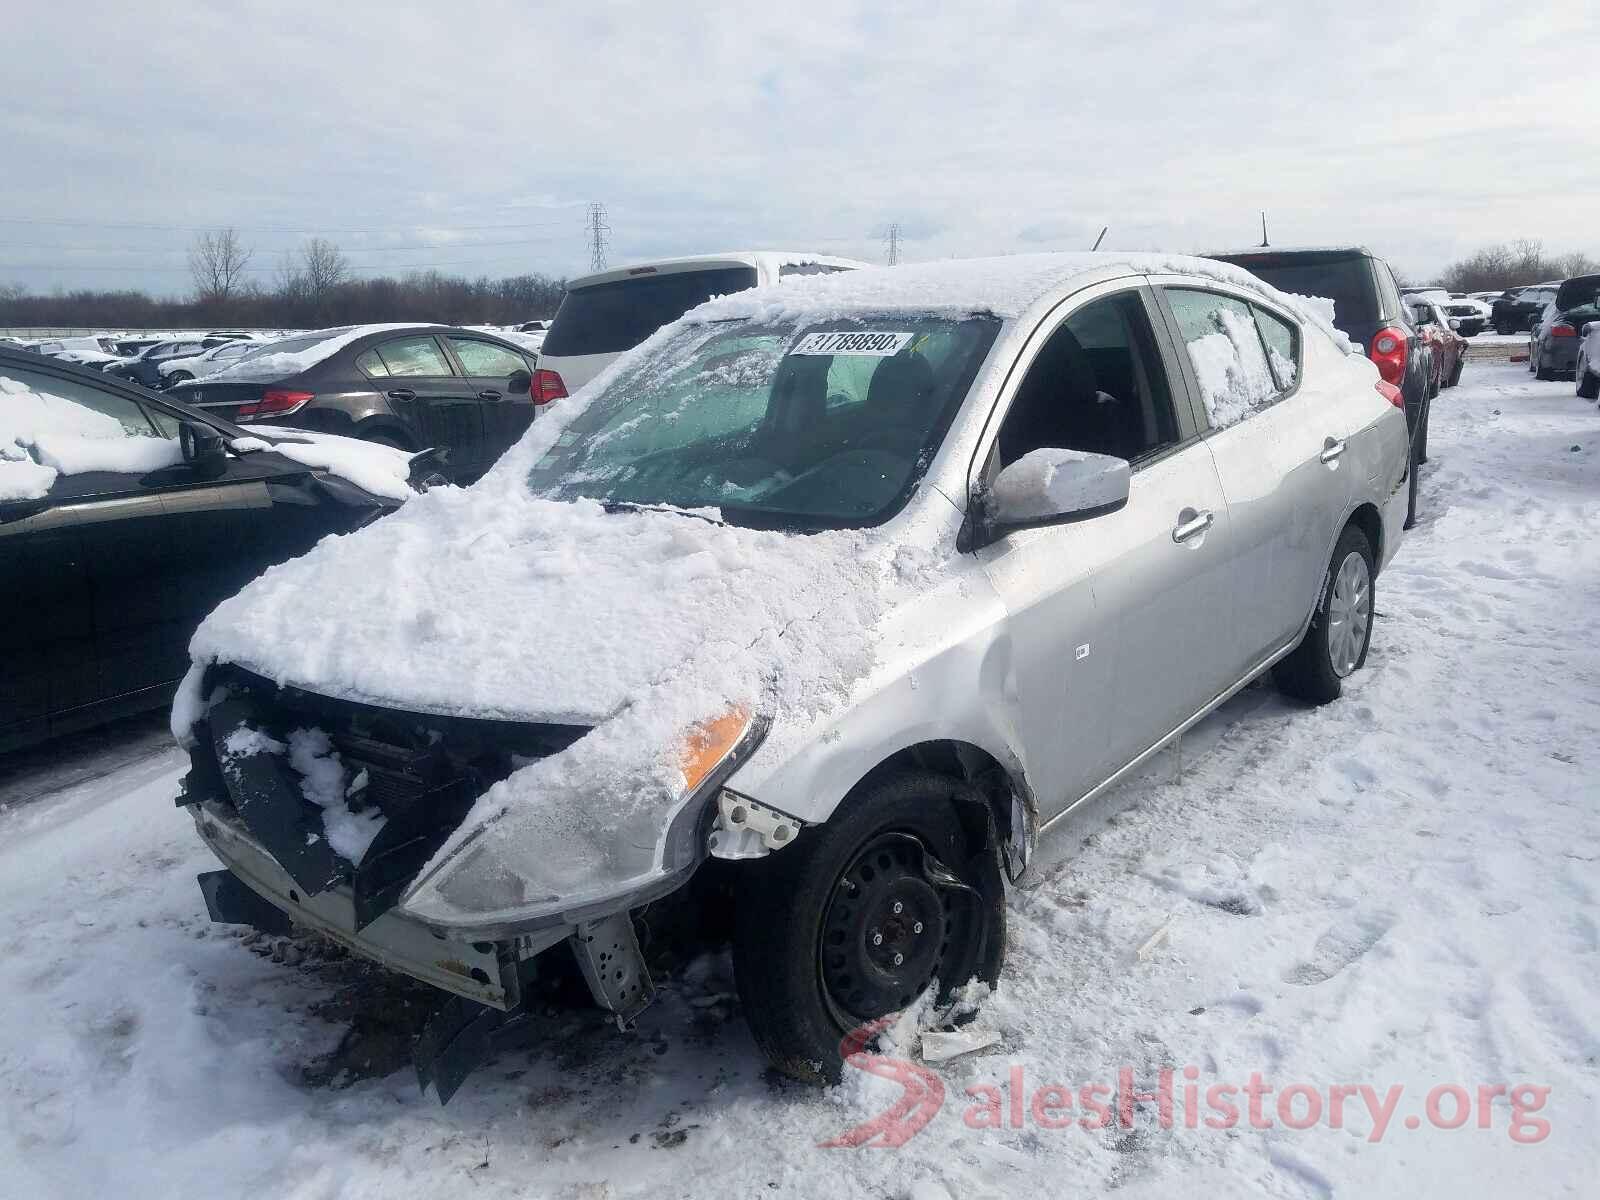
[{"left": 191, "top": 800, "right": 568, "bottom": 1010}]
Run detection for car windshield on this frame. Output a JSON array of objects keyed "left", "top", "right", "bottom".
[{"left": 527, "top": 314, "right": 999, "bottom": 529}]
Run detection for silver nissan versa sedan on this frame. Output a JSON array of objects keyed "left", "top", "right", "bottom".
[{"left": 173, "top": 253, "right": 1410, "bottom": 1099}]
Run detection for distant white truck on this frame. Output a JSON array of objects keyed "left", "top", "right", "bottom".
[{"left": 533, "top": 252, "right": 870, "bottom": 401}]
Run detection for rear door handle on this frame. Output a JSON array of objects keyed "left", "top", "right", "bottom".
[
  {"left": 1172, "top": 508, "right": 1214, "bottom": 543},
  {"left": 1320, "top": 437, "right": 1346, "bottom": 464},
  {"left": 477, "top": 389, "right": 503, "bottom": 401},
  {"left": 386, "top": 388, "right": 416, "bottom": 402}
]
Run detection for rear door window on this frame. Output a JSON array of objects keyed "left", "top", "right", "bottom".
[
  {"left": 541, "top": 266, "right": 760, "bottom": 357},
  {"left": 446, "top": 337, "right": 527, "bottom": 377},
  {"left": 1165, "top": 289, "right": 1281, "bottom": 428},
  {"left": 375, "top": 336, "right": 454, "bottom": 377}
]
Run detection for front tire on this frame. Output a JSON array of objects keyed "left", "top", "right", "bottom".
[
  {"left": 1274, "top": 525, "right": 1375, "bottom": 705},
  {"left": 731, "top": 771, "right": 1006, "bottom": 1084}
]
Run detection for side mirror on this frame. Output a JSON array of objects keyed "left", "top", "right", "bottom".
[
  {"left": 1448, "top": 318, "right": 1462, "bottom": 331},
  {"left": 983, "top": 448, "right": 1130, "bottom": 532},
  {"left": 179, "top": 419, "right": 227, "bottom": 478},
  {"left": 507, "top": 368, "right": 532, "bottom": 394}
]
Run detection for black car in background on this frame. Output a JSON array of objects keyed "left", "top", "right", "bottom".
[
  {"left": 1206, "top": 246, "right": 1429, "bottom": 526},
  {"left": 171, "top": 324, "right": 540, "bottom": 484},
  {"left": 1492, "top": 283, "right": 1559, "bottom": 334},
  {"left": 0, "top": 348, "right": 408, "bottom": 752},
  {"left": 1531, "top": 274, "right": 1600, "bottom": 381},
  {"left": 105, "top": 334, "right": 248, "bottom": 389}
]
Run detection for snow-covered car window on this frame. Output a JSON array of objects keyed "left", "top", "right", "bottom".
[
  {"left": 527, "top": 315, "right": 999, "bottom": 528},
  {"left": 446, "top": 337, "right": 526, "bottom": 377},
  {"left": 1253, "top": 305, "right": 1299, "bottom": 391},
  {"left": 1166, "top": 289, "right": 1282, "bottom": 428},
  {"left": 376, "top": 336, "right": 453, "bottom": 377},
  {"left": 1, "top": 367, "right": 181, "bottom": 500}
]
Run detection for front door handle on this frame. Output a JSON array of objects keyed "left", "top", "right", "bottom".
[
  {"left": 1319, "top": 437, "right": 1347, "bottom": 464},
  {"left": 386, "top": 388, "right": 416, "bottom": 402},
  {"left": 1172, "top": 508, "right": 1214, "bottom": 543},
  {"left": 477, "top": 389, "right": 503, "bottom": 401}
]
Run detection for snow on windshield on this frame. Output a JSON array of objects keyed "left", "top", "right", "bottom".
[
  {"left": 526, "top": 316, "right": 997, "bottom": 525},
  {"left": 0, "top": 374, "right": 182, "bottom": 500}
]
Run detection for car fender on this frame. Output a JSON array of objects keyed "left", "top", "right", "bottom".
[{"left": 726, "top": 554, "right": 1039, "bottom": 856}]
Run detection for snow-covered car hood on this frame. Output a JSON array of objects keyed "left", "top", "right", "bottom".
[
  {"left": 186, "top": 476, "right": 886, "bottom": 730},
  {"left": 178, "top": 462, "right": 898, "bottom": 924}
]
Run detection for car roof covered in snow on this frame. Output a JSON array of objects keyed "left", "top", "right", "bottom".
[
  {"left": 567, "top": 251, "right": 871, "bottom": 291},
  {"left": 681, "top": 251, "right": 1351, "bottom": 349}
]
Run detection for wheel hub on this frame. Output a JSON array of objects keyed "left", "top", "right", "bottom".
[
  {"left": 822, "top": 836, "right": 953, "bottom": 1021},
  {"left": 1326, "top": 550, "right": 1371, "bottom": 677}
]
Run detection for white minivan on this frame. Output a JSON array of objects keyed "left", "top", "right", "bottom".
[{"left": 533, "top": 251, "right": 869, "bottom": 401}]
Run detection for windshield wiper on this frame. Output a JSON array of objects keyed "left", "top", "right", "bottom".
[{"left": 601, "top": 501, "right": 725, "bottom": 526}]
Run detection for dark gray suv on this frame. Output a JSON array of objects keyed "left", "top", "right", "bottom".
[{"left": 170, "top": 324, "right": 540, "bottom": 483}]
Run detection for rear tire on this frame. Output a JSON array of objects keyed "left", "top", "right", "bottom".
[
  {"left": 1536, "top": 361, "right": 1554, "bottom": 382},
  {"left": 1447, "top": 357, "right": 1464, "bottom": 389},
  {"left": 1578, "top": 367, "right": 1600, "bottom": 401},
  {"left": 1274, "top": 525, "right": 1375, "bottom": 705},
  {"left": 165, "top": 370, "right": 192, "bottom": 387},
  {"left": 731, "top": 771, "right": 1006, "bottom": 1084}
]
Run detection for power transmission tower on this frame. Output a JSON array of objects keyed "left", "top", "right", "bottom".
[
  {"left": 586, "top": 202, "right": 610, "bottom": 272},
  {"left": 884, "top": 223, "right": 901, "bottom": 266}
]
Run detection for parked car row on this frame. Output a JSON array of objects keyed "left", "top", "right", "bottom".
[
  {"left": 1524, "top": 273, "right": 1600, "bottom": 387},
  {"left": 157, "top": 250, "right": 1413, "bottom": 1099}
]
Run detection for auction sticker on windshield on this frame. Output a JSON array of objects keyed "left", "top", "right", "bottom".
[{"left": 790, "top": 331, "right": 915, "bottom": 356}]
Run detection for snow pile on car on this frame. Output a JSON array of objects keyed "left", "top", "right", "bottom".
[
  {"left": 1181, "top": 305, "right": 1282, "bottom": 427},
  {"left": 202, "top": 323, "right": 425, "bottom": 383},
  {"left": 689, "top": 250, "right": 1355, "bottom": 353},
  {"left": 231, "top": 427, "right": 415, "bottom": 502},
  {"left": 0, "top": 373, "right": 183, "bottom": 500}
]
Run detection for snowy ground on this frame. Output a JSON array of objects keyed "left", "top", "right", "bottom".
[{"left": 2, "top": 362, "right": 1596, "bottom": 1198}]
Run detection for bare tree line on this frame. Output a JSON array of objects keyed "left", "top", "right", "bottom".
[
  {"left": 0, "top": 228, "right": 566, "bottom": 329},
  {"left": 1437, "top": 239, "right": 1598, "bottom": 293}
]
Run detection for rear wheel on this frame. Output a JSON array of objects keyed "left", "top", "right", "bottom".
[
  {"left": 165, "top": 370, "right": 192, "bottom": 386},
  {"left": 1447, "top": 356, "right": 1465, "bottom": 389},
  {"left": 1274, "top": 524, "right": 1375, "bottom": 705},
  {"left": 1578, "top": 365, "right": 1600, "bottom": 401},
  {"left": 732, "top": 771, "right": 1006, "bottom": 1084}
]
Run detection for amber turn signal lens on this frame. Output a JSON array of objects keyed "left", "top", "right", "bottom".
[{"left": 678, "top": 705, "right": 751, "bottom": 794}]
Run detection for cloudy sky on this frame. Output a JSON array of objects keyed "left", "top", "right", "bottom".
[{"left": 3, "top": 0, "right": 1592, "bottom": 295}]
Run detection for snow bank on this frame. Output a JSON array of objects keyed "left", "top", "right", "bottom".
[{"left": 0, "top": 373, "right": 182, "bottom": 499}]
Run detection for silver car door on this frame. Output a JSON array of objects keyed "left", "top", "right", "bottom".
[
  {"left": 1157, "top": 285, "right": 1352, "bottom": 676},
  {"left": 971, "top": 285, "right": 1234, "bottom": 820}
]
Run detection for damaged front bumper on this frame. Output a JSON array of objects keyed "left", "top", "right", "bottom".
[
  {"left": 177, "top": 666, "right": 693, "bottom": 1098},
  {"left": 193, "top": 797, "right": 657, "bottom": 1100}
]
